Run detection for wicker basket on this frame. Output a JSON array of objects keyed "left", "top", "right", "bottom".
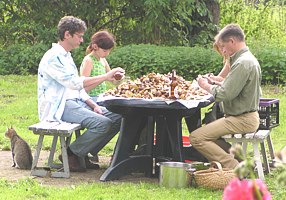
[{"left": 193, "top": 161, "right": 237, "bottom": 190}]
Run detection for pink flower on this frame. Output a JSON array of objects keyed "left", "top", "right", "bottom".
[
  {"left": 223, "top": 178, "right": 272, "bottom": 200},
  {"left": 254, "top": 179, "right": 272, "bottom": 200}
]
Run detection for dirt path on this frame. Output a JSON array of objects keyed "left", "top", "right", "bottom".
[{"left": 0, "top": 151, "right": 158, "bottom": 187}]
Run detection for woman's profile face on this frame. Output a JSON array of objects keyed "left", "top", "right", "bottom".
[{"left": 214, "top": 42, "right": 226, "bottom": 57}]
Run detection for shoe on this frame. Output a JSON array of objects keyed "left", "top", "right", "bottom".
[
  {"left": 59, "top": 154, "right": 86, "bottom": 172},
  {"left": 85, "top": 157, "right": 100, "bottom": 170}
]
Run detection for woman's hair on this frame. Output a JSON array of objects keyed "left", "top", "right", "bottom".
[
  {"left": 86, "top": 30, "right": 115, "bottom": 54},
  {"left": 213, "top": 34, "right": 229, "bottom": 65},
  {"left": 213, "top": 34, "right": 222, "bottom": 56},
  {"left": 57, "top": 16, "right": 87, "bottom": 41}
]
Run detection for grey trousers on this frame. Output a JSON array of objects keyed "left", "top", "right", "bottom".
[
  {"left": 189, "top": 111, "right": 260, "bottom": 169},
  {"left": 61, "top": 99, "right": 121, "bottom": 157}
]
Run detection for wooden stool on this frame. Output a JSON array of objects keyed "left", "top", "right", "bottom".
[
  {"left": 222, "top": 130, "right": 275, "bottom": 180},
  {"left": 28, "top": 121, "right": 84, "bottom": 178}
]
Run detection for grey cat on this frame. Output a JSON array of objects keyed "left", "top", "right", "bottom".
[{"left": 5, "top": 127, "right": 33, "bottom": 170}]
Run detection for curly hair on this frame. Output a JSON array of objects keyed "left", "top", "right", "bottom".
[{"left": 57, "top": 16, "right": 87, "bottom": 41}]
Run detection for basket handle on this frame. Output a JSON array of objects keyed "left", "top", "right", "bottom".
[{"left": 210, "top": 161, "right": 223, "bottom": 170}]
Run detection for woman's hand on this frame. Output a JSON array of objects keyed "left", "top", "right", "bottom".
[{"left": 106, "top": 67, "right": 125, "bottom": 81}]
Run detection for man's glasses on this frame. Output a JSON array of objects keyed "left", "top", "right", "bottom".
[{"left": 74, "top": 33, "right": 84, "bottom": 39}]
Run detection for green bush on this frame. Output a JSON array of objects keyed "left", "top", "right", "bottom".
[
  {"left": 1, "top": 43, "right": 286, "bottom": 84},
  {"left": 107, "top": 44, "right": 222, "bottom": 81},
  {"left": 108, "top": 44, "right": 286, "bottom": 84},
  {"left": 251, "top": 44, "right": 286, "bottom": 84},
  {"left": 0, "top": 43, "right": 49, "bottom": 75}
]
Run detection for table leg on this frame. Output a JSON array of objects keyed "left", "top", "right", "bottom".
[
  {"left": 185, "top": 108, "right": 201, "bottom": 133},
  {"left": 154, "top": 114, "right": 184, "bottom": 163},
  {"left": 153, "top": 116, "right": 170, "bottom": 176},
  {"left": 154, "top": 116, "right": 172, "bottom": 160},
  {"left": 165, "top": 115, "right": 184, "bottom": 162},
  {"left": 154, "top": 109, "right": 204, "bottom": 164},
  {"left": 145, "top": 116, "right": 155, "bottom": 177},
  {"left": 100, "top": 115, "right": 154, "bottom": 181}
]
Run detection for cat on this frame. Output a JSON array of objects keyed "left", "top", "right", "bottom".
[{"left": 5, "top": 126, "right": 33, "bottom": 170}]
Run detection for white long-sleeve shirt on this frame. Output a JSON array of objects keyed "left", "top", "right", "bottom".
[{"left": 38, "top": 43, "right": 90, "bottom": 122}]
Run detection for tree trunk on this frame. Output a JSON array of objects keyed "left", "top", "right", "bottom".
[
  {"left": 206, "top": 0, "right": 220, "bottom": 25},
  {"left": 189, "top": 0, "right": 220, "bottom": 45}
]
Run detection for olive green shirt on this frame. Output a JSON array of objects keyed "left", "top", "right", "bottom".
[{"left": 210, "top": 47, "right": 262, "bottom": 116}]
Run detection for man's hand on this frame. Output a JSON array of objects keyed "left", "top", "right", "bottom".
[
  {"left": 200, "top": 74, "right": 223, "bottom": 86},
  {"left": 93, "top": 104, "right": 103, "bottom": 114},
  {"left": 85, "top": 99, "right": 103, "bottom": 114},
  {"left": 197, "top": 75, "right": 212, "bottom": 93}
]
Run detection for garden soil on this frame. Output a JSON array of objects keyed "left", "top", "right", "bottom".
[{"left": 0, "top": 150, "right": 158, "bottom": 187}]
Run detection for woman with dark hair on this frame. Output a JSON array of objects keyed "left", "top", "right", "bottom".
[
  {"left": 80, "top": 30, "right": 124, "bottom": 97},
  {"left": 80, "top": 30, "right": 125, "bottom": 162}
]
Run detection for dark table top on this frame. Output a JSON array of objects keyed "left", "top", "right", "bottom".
[{"left": 102, "top": 96, "right": 214, "bottom": 116}]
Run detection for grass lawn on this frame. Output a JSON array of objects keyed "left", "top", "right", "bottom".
[{"left": 0, "top": 75, "right": 285, "bottom": 199}]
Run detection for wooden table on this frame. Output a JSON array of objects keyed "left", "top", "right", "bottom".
[{"left": 99, "top": 97, "right": 213, "bottom": 181}]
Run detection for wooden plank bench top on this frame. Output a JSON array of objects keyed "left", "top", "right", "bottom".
[
  {"left": 28, "top": 121, "right": 83, "bottom": 178},
  {"left": 222, "top": 129, "right": 273, "bottom": 180},
  {"left": 222, "top": 130, "right": 270, "bottom": 141},
  {"left": 29, "top": 121, "right": 82, "bottom": 137}
]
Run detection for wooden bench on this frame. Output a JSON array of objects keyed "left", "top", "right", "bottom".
[
  {"left": 222, "top": 129, "right": 275, "bottom": 180},
  {"left": 28, "top": 121, "right": 85, "bottom": 178}
]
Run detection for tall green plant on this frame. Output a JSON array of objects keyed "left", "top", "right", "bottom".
[
  {"left": 0, "top": 0, "right": 218, "bottom": 48},
  {"left": 219, "top": 0, "right": 286, "bottom": 46}
]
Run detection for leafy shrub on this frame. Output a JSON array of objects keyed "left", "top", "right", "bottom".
[
  {"left": 252, "top": 44, "right": 286, "bottom": 84},
  {"left": 71, "top": 46, "right": 88, "bottom": 70},
  {"left": 1, "top": 43, "right": 286, "bottom": 85},
  {"left": 107, "top": 44, "right": 223, "bottom": 81},
  {"left": 108, "top": 44, "right": 286, "bottom": 84},
  {"left": 220, "top": 0, "right": 286, "bottom": 48},
  {"left": 0, "top": 43, "right": 49, "bottom": 75}
]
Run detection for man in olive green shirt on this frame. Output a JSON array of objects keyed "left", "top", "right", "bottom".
[{"left": 190, "top": 24, "right": 262, "bottom": 169}]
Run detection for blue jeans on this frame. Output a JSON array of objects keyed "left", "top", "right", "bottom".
[{"left": 61, "top": 98, "right": 121, "bottom": 157}]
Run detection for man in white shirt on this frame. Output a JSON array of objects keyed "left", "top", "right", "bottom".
[{"left": 38, "top": 16, "right": 125, "bottom": 171}]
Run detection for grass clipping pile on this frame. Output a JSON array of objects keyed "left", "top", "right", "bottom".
[{"left": 105, "top": 72, "right": 208, "bottom": 100}]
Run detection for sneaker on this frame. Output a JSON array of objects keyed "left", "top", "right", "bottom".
[{"left": 59, "top": 154, "right": 86, "bottom": 172}]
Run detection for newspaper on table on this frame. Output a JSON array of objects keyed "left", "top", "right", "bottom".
[{"left": 97, "top": 93, "right": 213, "bottom": 109}]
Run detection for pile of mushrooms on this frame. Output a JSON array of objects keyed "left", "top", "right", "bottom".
[{"left": 104, "top": 72, "right": 208, "bottom": 100}]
